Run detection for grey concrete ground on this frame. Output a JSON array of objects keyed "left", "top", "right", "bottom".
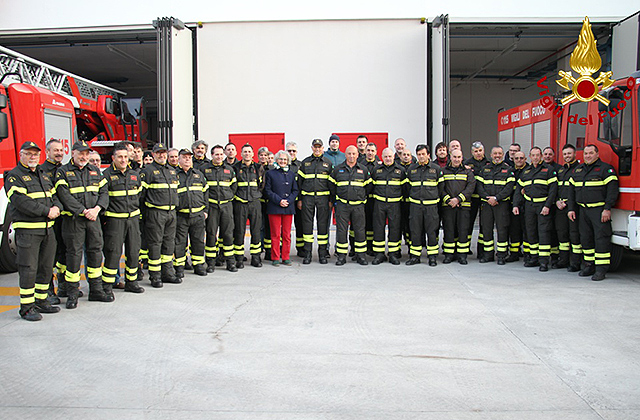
[{"left": 0, "top": 230, "right": 639, "bottom": 420}]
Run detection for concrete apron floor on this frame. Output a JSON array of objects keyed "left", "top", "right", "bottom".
[{"left": 0, "top": 231, "right": 639, "bottom": 419}]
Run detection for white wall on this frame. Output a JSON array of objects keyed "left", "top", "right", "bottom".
[
  {"left": 171, "top": 26, "right": 194, "bottom": 150},
  {"left": 196, "top": 19, "right": 427, "bottom": 153}
]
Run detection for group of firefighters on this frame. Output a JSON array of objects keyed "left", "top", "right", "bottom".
[{"left": 4, "top": 134, "right": 618, "bottom": 321}]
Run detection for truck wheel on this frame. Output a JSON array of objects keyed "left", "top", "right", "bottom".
[
  {"left": 609, "top": 244, "right": 624, "bottom": 272},
  {"left": 0, "top": 217, "right": 18, "bottom": 273}
]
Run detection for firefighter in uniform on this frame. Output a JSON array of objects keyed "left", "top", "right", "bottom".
[
  {"left": 174, "top": 149, "right": 208, "bottom": 278},
  {"left": 555, "top": 144, "right": 582, "bottom": 271},
  {"left": 329, "top": 145, "right": 371, "bottom": 265},
  {"left": 233, "top": 144, "right": 265, "bottom": 268},
  {"left": 440, "top": 149, "right": 476, "bottom": 265},
  {"left": 39, "top": 139, "right": 66, "bottom": 303},
  {"left": 358, "top": 142, "right": 381, "bottom": 256},
  {"left": 370, "top": 148, "right": 406, "bottom": 265},
  {"left": 5, "top": 141, "right": 62, "bottom": 320},
  {"left": 568, "top": 144, "right": 619, "bottom": 281},
  {"left": 405, "top": 144, "right": 443, "bottom": 267},
  {"left": 463, "top": 141, "right": 489, "bottom": 257},
  {"left": 203, "top": 145, "right": 238, "bottom": 272},
  {"left": 398, "top": 149, "right": 414, "bottom": 255},
  {"left": 140, "top": 143, "right": 180, "bottom": 288},
  {"left": 513, "top": 146, "right": 558, "bottom": 271},
  {"left": 297, "top": 139, "right": 333, "bottom": 264},
  {"left": 476, "top": 146, "right": 515, "bottom": 265},
  {"left": 102, "top": 142, "right": 145, "bottom": 295},
  {"left": 192, "top": 140, "right": 211, "bottom": 171},
  {"left": 506, "top": 151, "right": 529, "bottom": 262},
  {"left": 55, "top": 140, "right": 110, "bottom": 308}
]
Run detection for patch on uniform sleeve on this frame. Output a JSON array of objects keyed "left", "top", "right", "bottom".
[
  {"left": 323, "top": 163, "right": 329, "bottom": 167},
  {"left": 153, "top": 170, "right": 160, "bottom": 175},
  {"left": 575, "top": 168, "right": 582, "bottom": 172},
  {"left": 394, "top": 169, "right": 401, "bottom": 174},
  {"left": 484, "top": 168, "right": 491, "bottom": 172},
  {"left": 608, "top": 169, "right": 614, "bottom": 173},
  {"left": 8, "top": 176, "right": 16, "bottom": 183},
  {"left": 377, "top": 169, "right": 383, "bottom": 173}
]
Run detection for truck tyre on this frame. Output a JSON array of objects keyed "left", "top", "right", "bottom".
[
  {"left": 608, "top": 244, "right": 623, "bottom": 273},
  {"left": 0, "top": 216, "right": 18, "bottom": 273}
]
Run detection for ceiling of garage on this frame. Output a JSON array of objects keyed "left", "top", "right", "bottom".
[{"left": 0, "top": 19, "right": 617, "bottom": 113}]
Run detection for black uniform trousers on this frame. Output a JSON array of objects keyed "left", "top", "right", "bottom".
[
  {"left": 16, "top": 230, "right": 56, "bottom": 315},
  {"left": 144, "top": 208, "right": 177, "bottom": 279},
  {"left": 480, "top": 201, "right": 510, "bottom": 258},
  {"left": 335, "top": 202, "right": 366, "bottom": 256},
  {"left": 52, "top": 219, "right": 67, "bottom": 290},
  {"left": 233, "top": 200, "right": 262, "bottom": 260},
  {"left": 442, "top": 206, "right": 471, "bottom": 255},
  {"left": 139, "top": 215, "right": 148, "bottom": 265},
  {"left": 294, "top": 204, "right": 304, "bottom": 254},
  {"left": 409, "top": 203, "right": 439, "bottom": 257},
  {"left": 300, "top": 195, "right": 330, "bottom": 257},
  {"left": 372, "top": 200, "right": 402, "bottom": 256},
  {"left": 555, "top": 206, "right": 582, "bottom": 267},
  {"left": 400, "top": 200, "right": 411, "bottom": 252},
  {"left": 523, "top": 201, "right": 553, "bottom": 264},
  {"left": 579, "top": 206, "right": 611, "bottom": 273},
  {"left": 103, "top": 216, "right": 140, "bottom": 284},
  {"left": 175, "top": 212, "right": 206, "bottom": 268},
  {"left": 206, "top": 202, "right": 235, "bottom": 264},
  {"left": 468, "top": 197, "right": 484, "bottom": 255},
  {"left": 62, "top": 216, "right": 104, "bottom": 292},
  {"left": 508, "top": 210, "right": 526, "bottom": 256}
]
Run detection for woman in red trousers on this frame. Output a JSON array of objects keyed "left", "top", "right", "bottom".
[{"left": 264, "top": 150, "right": 299, "bottom": 266}]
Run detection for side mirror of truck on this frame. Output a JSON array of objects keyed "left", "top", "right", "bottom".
[
  {"left": 104, "top": 97, "right": 116, "bottom": 115},
  {"left": 0, "top": 94, "right": 8, "bottom": 140}
]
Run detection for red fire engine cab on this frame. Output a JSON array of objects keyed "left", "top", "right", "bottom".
[
  {"left": 497, "top": 71, "right": 640, "bottom": 270},
  {"left": 0, "top": 45, "right": 148, "bottom": 272}
]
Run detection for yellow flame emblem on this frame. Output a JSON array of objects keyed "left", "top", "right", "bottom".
[{"left": 556, "top": 17, "right": 614, "bottom": 105}]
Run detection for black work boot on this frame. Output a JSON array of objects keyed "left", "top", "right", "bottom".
[
  {"left": 20, "top": 306, "right": 42, "bottom": 321},
  {"left": 591, "top": 270, "right": 606, "bottom": 281},
  {"left": 46, "top": 279, "right": 60, "bottom": 305},
  {"left": 35, "top": 299, "right": 60, "bottom": 314},
  {"left": 66, "top": 283, "right": 79, "bottom": 309},
  {"left": 175, "top": 266, "right": 185, "bottom": 280},
  {"left": 150, "top": 276, "right": 163, "bottom": 288},
  {"left": 335, "top": 255, "right": 346, "bottom": 266},
  {"left": 372, "top": 253, "right": 386, "bottom": 265},
  {"left": 194, "top": 264, "right": 207, "bottom": 276},
  {"left": 124, "top": 280, "right": 145, "bottom": 293},
  {"left": 405, "top": 256, "right": 421, "bottom": 265},
  {"left": 251, "top": 255, "right": 263, "bottom": 268},
  {"left": 442, "top": 254, "right": 454, "bottom": 264},
  {"left": 102, "top": 282, "right": 115, "bottom": 302},
  {"left": 505, "top": 253, "right": 519, "bottom": 263},
  {"left": 579, "top": 263, "right": 596, "bottom": 277},
  {"left": 428, "top": 256, "right": 437, "bottom": 267},
  {"left": 235, "top": 257, "right": 244, "bottom": 269},
  {"left": 458, "top": 255, "right": 468, "bottom": 265},
  {"left": 56, "top": 278, "right": 68, "bottom": 298},
  {"left": 388, "top": 254, "right": 401, "bottom": 265},
  {"left": 88, "top": 278, "right": 110, "bottom": 302},
  {"left": 161, "top": 262, "right": 181, "bottom": 284},
  {"left": 226, "top": 259, "right": 238, "bottom": 272},
  {"left": 356, "top": 255, "right": 368, "bottom": 266}
]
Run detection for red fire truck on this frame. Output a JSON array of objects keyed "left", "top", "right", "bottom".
[
  {"left": 497, "top": 71, "right": 640, "bottom": 270},
  {"left": 0, "top": 45, "right": 147, "bottom": 272}
]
